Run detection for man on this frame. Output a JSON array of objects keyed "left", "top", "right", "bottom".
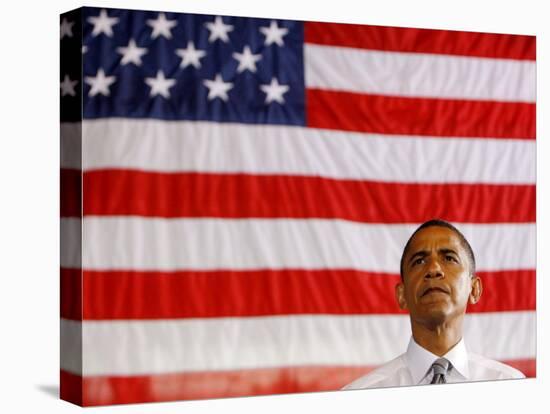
[{"left": 343, "top": 219, "right": 525, "bottom": 389}]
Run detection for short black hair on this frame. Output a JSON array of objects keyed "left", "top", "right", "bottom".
[{"left": 399, "top": 219, "right": 476, "bottom": 280}]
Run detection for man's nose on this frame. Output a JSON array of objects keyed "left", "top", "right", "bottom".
[{"left": 425, "top": 258, "right": 444, "bottom": 278}]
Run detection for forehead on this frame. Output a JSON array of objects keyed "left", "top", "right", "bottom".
[{"left": 406, "top": 226, "right": 465, "bottom": 256}]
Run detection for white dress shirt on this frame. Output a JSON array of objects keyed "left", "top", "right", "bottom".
[{"left": 342, "top": 337, "right": 525, "bottom": 390}]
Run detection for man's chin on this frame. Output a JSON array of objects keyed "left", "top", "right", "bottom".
[{"left": 414, "top": 306, "right": 452, "bottom": 325}]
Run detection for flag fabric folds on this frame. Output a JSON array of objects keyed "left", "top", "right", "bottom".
[{"left": 60, "top": 7, "right": 536, "bottom": 406}]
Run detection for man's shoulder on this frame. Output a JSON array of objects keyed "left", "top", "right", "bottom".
[
  {"left": 341, "top": 354, "right": 408, "bottom": 390},
  {"left": 468, "top": 352, "right": 526, "bottom": 379}
]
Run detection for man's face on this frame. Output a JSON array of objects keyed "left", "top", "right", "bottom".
[{"left": 396, "top": 226, "right": 482, "bottom": 327}]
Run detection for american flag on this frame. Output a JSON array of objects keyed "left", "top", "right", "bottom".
[{"left": 60, "top": 6, "right": 536, "bottom": 406}]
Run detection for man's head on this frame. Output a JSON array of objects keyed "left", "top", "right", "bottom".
[
  {"left": 399, "top": 219, "right": 476, "bottom": 280},
  {"left": 395, "top": 219, "right": 482, "bottom": 328}
]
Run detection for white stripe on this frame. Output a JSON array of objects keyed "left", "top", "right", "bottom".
[
  {"left": 464, "top": 312, "right": 536, "bottom": 361},
  {"left": 60, "top": 312, "right": 535, "bottom": 376},
  {"left": 73, "top": 119, "right": 535, "bottom": 184},
  {"left": 61, "top": 218, "right": 81, "bottom": 268},
  {"left": 75, "top": 217, "right": 535, "bottom": 272},
  {"left": 61, "top": 122, "right": 81, "bottom": 170},
  {"left": 61, "top": 319, "right": 81, "bottom": 375},
  {"left": 304, "top": 44, "right": 536, "bottom": 102}
]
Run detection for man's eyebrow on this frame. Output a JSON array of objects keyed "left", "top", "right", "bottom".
[
  {"left": 408, "top": 250, "right": 428, "bottom": 264},
  {"left": 439, "top": 248, "right": 459, "bottom": 256}
]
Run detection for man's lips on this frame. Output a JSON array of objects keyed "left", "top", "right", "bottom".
[{"left": 421, "top": 286, "right": 450, "bottom": 297}]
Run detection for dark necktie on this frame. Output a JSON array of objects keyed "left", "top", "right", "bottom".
[{"left": 430, "top": 358, "right": 450, "bottom": 384}]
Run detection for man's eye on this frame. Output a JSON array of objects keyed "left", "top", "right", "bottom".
[
  {"left": 413, "top": 258, "right": 424, "bottom": 266},
  {"left": 446, "top": 255, "right": 457, "bottom": 262}
]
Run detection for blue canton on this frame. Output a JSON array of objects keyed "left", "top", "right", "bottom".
[{"left": 82, "top": 7, "right": 305, "bottom": 126}]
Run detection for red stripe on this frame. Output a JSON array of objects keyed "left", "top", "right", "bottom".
[
  {"left": 471, "top": 270, "right": 536, "bottom": 313},
  {"left": 82, "top": 170, "right": 535, "bottom": 223},
  {"left": 61, "top": 359, "right": 535, "bottom": 406},
  {"left": 61, "top": 268, "right": 82, "bottom": 320},
  {"left": 304, "top": 22, "right": 536, "bottom": 60},
  {"left": 61, "top": 269, "right": 535, "bottom": 320},
  {"left": 503, "top": 359, "right": 536, "bottom": 378},
  {"left": 61, "top": 370, "right": 82, "bottom": 406},
  {"left": 307, "top": 89, "right": 536, "bottom": 139},
  {"left": 60, "top": 168, "right": 81, "bottom": 217},
  {"left": 63, "top": 366, "right": 371, "bottom": 406}
]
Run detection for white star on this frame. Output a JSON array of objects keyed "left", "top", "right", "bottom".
[
  {"left": 260, "top": 78, "right": 290, "bottom": 104},
  {"left": 203, "top": 74, "right": 233, "bottom": 101},
  {"left": 85, "top": 69, "right": 116, "bottom": 97},
  {"left": 145, "top": 70, "right": 176, "bottom": 99},
  {"left": 60, "top": 18, "right": 74, "bottom": 39},
  {"left": 60, "top": 74, "right": 78, "bottom": 97},
  {"left": 259, "top": 20, "right": 289, "bottom": 46},
  {"left": 204, "top": 16, "right": 234, "bottom": 43},
  {"left": 147, "top": 12, "right": 177, "bottom": 39},
  {"left": 232, "top": 46, "right": 262, "bottom": 73},
  {"left": 87, "top": 9, "right": 119, "bottom": 37},
  {"left": 82, "top": 45, "right": 88, "bottom": 54},
  {"left": 175, "top": 41, "right": 206, "bottom": 69},
  {"left": 117, "top": 39, "right": 148, "bottom": 66}
]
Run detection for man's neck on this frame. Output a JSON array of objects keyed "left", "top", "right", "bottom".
[{"left": 410, "top": 317, "right": 463, "bottom": 357}]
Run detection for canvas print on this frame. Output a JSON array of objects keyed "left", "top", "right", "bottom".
[{"left": 60, "top": 6, "right": 536, "bottom": 406}]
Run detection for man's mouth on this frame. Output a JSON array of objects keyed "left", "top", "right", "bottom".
[{"left": 421, "top": 287, "right": 449, "bottom": 297}]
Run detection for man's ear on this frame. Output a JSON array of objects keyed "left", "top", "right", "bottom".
[
  {"left": 395, "top": 281, "right": 408, "bottom": 310},
  {"left": 468, "top": 275, "right": 483, "bottom": 305}
]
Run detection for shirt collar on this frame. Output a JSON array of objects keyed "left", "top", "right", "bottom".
[{"left": 405, "top": 336, "right": 470, "bottom": 384}]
